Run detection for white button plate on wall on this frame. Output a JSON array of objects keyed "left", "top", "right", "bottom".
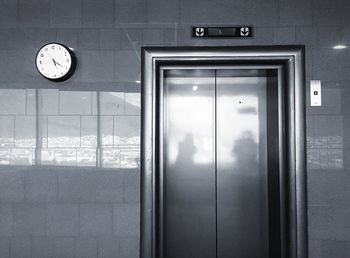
[{"left": 310, "top": 80, "right": 321, "bottom": 106}]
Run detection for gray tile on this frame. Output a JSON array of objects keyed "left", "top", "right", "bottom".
[
  {"left": 308, "top": 170, "right": 350, "bottom": 206},
  {"left": 142, "top": 29, "right": 164, "bottom": 45},
  {"left": 81, "top": 51, "right": 115, "bottom": 82},
  {"left": 123, "top": 171, "right": 140, "bottom": 203},
  {"left": 279, "top": 0, "right": 312, "bottom": 26},
  {"left": 24, "top": 170, "right": 57, "bottom": 202},
  {"left": 58, "top": 170, "right": 91, "bottom": 202},
  {"left": 0, "top": 170, "right": 24, "bottom": 203},
  {"left": 313, "top": 0, "right": 348, "bottom": 26},
  {"left": 56, "top": 29, "right": 79, "bottom": 48},
  {"left": 0, "top": 0, "right": 17, "bottom": 28},
  {"left": 119, "top": 237, "right": 139, "bottom": 258},
  {"left": 53, "top": 237, "right": 76, "bottom": 258},
  {"left": 88, "top": 172, "right": 123, "bottom": 203},
  {"left": 10, "top": 237, "right": 31, "bottom": 258},
  {"left": 120, "top": 29, "right": 142, "bottom": 50},
  {"left": 147, "top": 0, "right": 179, "bottom": 23},
  {"left": 319, "top": 240, "right": 350, "bottom": 258},
  {"left": 273, "top": 27, "right": 295, "bottom": 44},
  {"left": 78, "top": 29, "right": 100, "bottom": 50},
  {"left": 317, "top": 26, "right": 344, "bottom": 48},
  {"left": 313, "top": 48, "right": 350, "bottom": 81},
  {"left": 309, "top": 205, "right": 350, "bottom": 241},
  {"left": 76, "top": 237, "right": 98, "bottom": 258},
  {"left": 82, "top": 0, "right": 115, "bottom": 28},
  {"left": 0, "top": 238, "right": 10, "bottom": 258},
  {"left": 50, "top": 0, "right": 82, "bottom": 28},
  {"left": 18, "top": 0, "right": 50, "bottom": 28},
  {"left": 31, "top": 237, "right": 55, "bottom": 257},
  {"left": 115, "top": 0, "right": 146, "bottom": 23},
  {"left": 80, "top": 204, "right": 113, "bottom": 236},
  {"left": 115, "top": 50, "right": 140, "bottom": 82},
  {"left": 100, "top": 29, "right": 121, "bottom": 50},
  {"left": 0, "top": 206, "right": 12, "bottom": 236},
  {"left": 47, "top": 204, "right": 79, "bottom": 236},
  {"left": 113, "top": 204, "right": 139, "bottom": 237},
  {"left": 13, "top": 204, "right": 47, "bottom": 236},
  {"left": 309, "top": 239, "right": 322, "bottom": 258},
  {"left": 180, "top": 0, "right": 247, "bottom": 24},
  {"left": 97, "top": 236, "right": 119, "bottom": 258},
  {"left": 295, "top": 26, "right": 318, "bottom": 48}
]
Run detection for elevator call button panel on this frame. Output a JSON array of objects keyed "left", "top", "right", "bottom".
[
  {"left": 310, "top": 80, "right": 322, "bottom": 106},
  {"left": 192, "top": 26, "right": 253, "bottom": 38}
]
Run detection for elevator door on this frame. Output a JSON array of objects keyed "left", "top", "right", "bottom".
[{"left": 162, "top": 68, "right": 278, "bottom": 258}]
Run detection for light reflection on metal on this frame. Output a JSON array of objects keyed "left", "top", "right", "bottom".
[{"left": 333, "top": 44, "right": 347, "bottom": 50}]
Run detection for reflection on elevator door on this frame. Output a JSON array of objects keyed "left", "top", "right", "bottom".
[{"left": 162, "top": 69, "right": 276, "bottom": 258}]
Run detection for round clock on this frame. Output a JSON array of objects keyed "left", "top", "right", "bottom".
[{"left": 35, "top": 43, "right": 76, "bottom": 82}]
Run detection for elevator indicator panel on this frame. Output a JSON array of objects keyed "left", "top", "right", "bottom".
[
  {"left": 310, "top": 80, "right": 322, "bottom": 106},
  {"left": 192, "top": 26, "right": 253, "bottom": 38}
]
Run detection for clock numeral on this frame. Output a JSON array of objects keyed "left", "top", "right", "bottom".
[
  {"left": 40, "top": 53, "right": 44, "bottom": 57},
  {"left": 64, "top": 52, "right": 67, "bottom": 56},
  {"left": 45, "top": 48, "right": 48, "bottom": 51},
  {"left": 51, "top": 45, "right": 55, "bottom": 50},
  {"left": 39, "top": 60, "right": 42, "bottom": 64}
]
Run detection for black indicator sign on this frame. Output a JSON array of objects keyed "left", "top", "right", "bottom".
[{"left": 192, "top": 26, "right": 253, "bottom": 38}]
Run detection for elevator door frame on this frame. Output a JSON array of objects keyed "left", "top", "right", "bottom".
[{"left": 141, "top": 46, "right": 307, "bottom": 258}]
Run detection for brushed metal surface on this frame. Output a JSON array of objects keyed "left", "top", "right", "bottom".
[
  {"left": 162, "top": 69, "right": 216, "bottom": 258},
  {"left": 216, "top": 71, "right": 269, "bottom": 258}
]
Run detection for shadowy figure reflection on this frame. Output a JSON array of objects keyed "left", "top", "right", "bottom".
[
  {"left": 220, "top": 130, "right": 268, "bottom": 258},
  {"left": 165, "top": 133, "right": 216, "bottom": 258},
  {"left": 232, "top": 131, "right": 259, "bottom": 170},
  {"left": 174, "top": 134, "right": 197, "bottom": 166}
]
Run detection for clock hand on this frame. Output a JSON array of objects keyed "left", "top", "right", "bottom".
[
  {"left": 54, "top": 60, "right": 63, "bottom": 67},
  {"left": 52, "top": 59, "right": 57, "bottom": 67}
]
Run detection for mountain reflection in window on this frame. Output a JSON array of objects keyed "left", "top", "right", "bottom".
[{"left": 0, "top": 89, "right": 140, "bottom": 168}]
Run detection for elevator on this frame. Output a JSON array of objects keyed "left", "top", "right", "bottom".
[{"left": 141, "top": 46, "right": 307, "bottom": 258}]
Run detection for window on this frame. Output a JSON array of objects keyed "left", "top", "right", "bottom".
[{"left": 0, "top": 88, "right": 140, "bottom": 168}]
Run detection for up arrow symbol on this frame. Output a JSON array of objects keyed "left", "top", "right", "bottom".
[{"left": 240, "top": 27, "right": 250, "bottom": 36}]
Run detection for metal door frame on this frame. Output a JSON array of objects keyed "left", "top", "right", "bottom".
[{"left": 141, "top": 46, "right": 307, "bottom": 258}]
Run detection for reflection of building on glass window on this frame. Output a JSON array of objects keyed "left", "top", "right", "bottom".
[{"left": 0, "top": 89, "right": 141, "bottom": 168}]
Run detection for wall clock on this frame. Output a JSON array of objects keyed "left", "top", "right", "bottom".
[{"left": 35, "top": 43, "right": 77, "bottom": 82}]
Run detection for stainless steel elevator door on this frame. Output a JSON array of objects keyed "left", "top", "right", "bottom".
[
  {"left": 163, "top": 69, "right": 217, "bottom": 258},
  {"left": 162, "top": 68, "right": 273, "bottom": 258},
  {"left": 216, "top": 70, "right": 269, "bottom": 258}
]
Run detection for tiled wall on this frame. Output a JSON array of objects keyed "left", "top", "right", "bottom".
[{"left": 0, "top": 0, "right": 350, "bottom": 257}]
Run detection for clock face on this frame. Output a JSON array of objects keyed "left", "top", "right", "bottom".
[{"left": 36, "top": 43, "right": 75, "bottom": 81}]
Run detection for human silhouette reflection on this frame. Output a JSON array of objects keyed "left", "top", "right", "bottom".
[
  {"left": 174, "top": 134, "right": 197, "bottom": 166},
  {"left": 219, "top": 130, "right": 268, "bottom": 258},
  {"left": 232, "top": 130, "right": 258, "bottom": 171},
  {"left": 165, "top": 133, "right": 216, "bottom": 258}
]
